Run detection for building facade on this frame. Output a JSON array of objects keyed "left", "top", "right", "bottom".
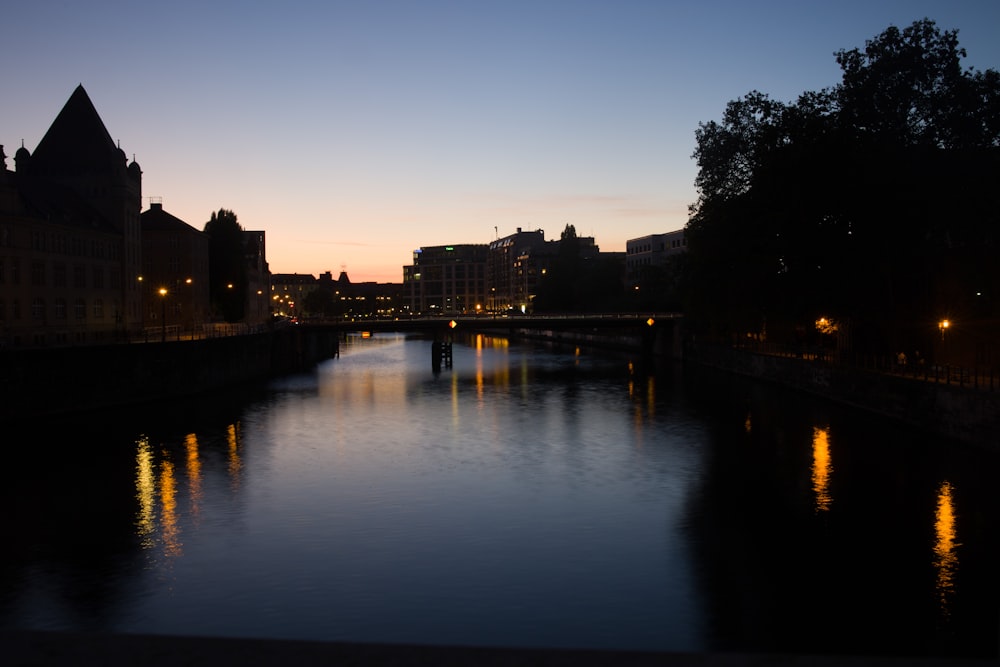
[
  {"left": 403, "top": 244, "right": 488, "bottom": 315},
  {"left": 0, "top": 85, "right": 143, "bottom": 347},
  {"left": 242, "top": 230, "right": 270, "bottom": 325},
  {"left": 140, "top": 201, "right": 210, "bottom": 336},
  {"left": 486, "top": 228, "right": 548, "bottom": 313},
  {"left": 270, "top": 272, "right": 316, "bottom": 319},
  {"left": 625, "top": 229, "right": 686, "bottom": 286}
]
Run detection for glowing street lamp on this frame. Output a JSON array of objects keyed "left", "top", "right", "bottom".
[
  {"left": 158, "top": 287, "right": 168, "bottom": 342},
  {"left": 939, "top": 319, "right": 950, "bottom": 340}
]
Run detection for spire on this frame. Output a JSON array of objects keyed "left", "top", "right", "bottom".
[{"left": 31, "top": 85, "right": 121, "bottom": 174}]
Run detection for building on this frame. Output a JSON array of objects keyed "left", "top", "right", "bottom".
[
  {"left": 242, "top": 230, "right": 269, "bottom": 325},
  {"left": 0, "top": 85, "right": 143, "bottom": 347},
  {"left": 270, "top": 272, "right": 316, "bottom": 319},
  {"left": 140, "top": 200, "right": 210, "bottom": 337},
  {"left": 487, "top": 228, "right": 547, "bottom": 313},
  {"left": 403, "top": 244, "right": 488, "bottom": 315},
  {"left": 487, "top": 227, "right": 601, "bottom": 314},
  {"left": 626, "top": 229, "right": 686, "bottom": 286}
]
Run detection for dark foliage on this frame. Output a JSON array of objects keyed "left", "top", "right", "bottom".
[
  {"left": 204, "top": 208, "right": 247, "bottom": 322},
  {"left": 684, "top": 19, "right": 1000, "bottom": 359}
]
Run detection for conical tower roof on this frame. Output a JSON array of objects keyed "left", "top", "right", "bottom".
[{"left": 31, "top": 85, "right": 125, "bottom": 175}]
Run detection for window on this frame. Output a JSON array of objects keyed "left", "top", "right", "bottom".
[
  {"left": 31, "top": 298, "right": 45, "bottom": 320},
  {"left": 74, "top": 265, "right": 86, "bottom": 289},
  {"left": 53, "top": 263, "right": 67, "bottom": 288},
  {"left": 93, "top": 299, "right": 104, "bottom": 319},
  {"left": 54, "top": 298, "right": 67, "bottom": 320},
  {"left": 92, "top": 265, "right": 105, "bottom": 289},
  {"left": 31, "top": 261, "right": 46, "bottom": 287},
  {"left": 74, "top": 298, "right": 86, "bottom": 319}
]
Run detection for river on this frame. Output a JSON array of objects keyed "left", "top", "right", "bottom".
[{"left": 1, "top": 332, "right": 997, "bottom": 659}]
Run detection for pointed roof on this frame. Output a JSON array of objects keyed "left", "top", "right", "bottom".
[
  {"left": 141, "top": 202, "right": 202, "bottom": 234},
  {"left": 31, "top": 85, "right": 125, "bottom": 174}
]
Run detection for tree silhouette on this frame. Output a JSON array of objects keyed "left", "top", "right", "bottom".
[
  {"left": 684, "top": 19, "right": 1000, "bottom": 357},
  {"left": 204, "top": 208, "right": 247, "bottom": 322}
]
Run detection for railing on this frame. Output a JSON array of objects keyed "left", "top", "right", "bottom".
[{"left": 728, "top": 338, "right": 999, "bottom": 391}]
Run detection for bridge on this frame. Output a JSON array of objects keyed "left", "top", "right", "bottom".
[
  {"left": 300, "top": 312, "right": 680, "bottom": 333},
  {"left": 297, "top": 313, "right": 684, "bottom": 366}
]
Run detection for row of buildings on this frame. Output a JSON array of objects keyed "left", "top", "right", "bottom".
[
  {"left": 271, "top": 224, "right": 686, "bottom": 321},
  {"left": 1, "top": 86, "right": 686, "bottom": 347},
  {"left": 0, "top": 86, "right": 270, "bottom": 347}
]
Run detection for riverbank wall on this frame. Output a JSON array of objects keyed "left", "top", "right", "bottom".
[
  {"left": 504, "top": 321, "right": 681, "bottom": 358},
  {"left": 0, "top": 326, "right": 341, "bottom": 422},
  {"left": 505, "top": 324, "right": 999, "bottom": 448},
  {"left": 685, "top": 342, "right": 1000, "bottom": 449}
]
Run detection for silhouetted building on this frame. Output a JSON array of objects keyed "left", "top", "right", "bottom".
[
  {"left": 140, "top": 200, "right": 210, "bottom": 335},
  {"left": 242, "top": 230, "right": 269, "bottom": 324},
  {"left": 0, "top": 85, "right": 142, "bottom": 346},
  {"left": 403, "top": 244, "right": 488, "bottom": 315},
  {"left": 626, "top": 229, "right": 685, "bottom": 286}
]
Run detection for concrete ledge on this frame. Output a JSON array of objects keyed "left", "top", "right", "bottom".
[{"left": 1, "top": 631, "right": 992, "bottom": 666}]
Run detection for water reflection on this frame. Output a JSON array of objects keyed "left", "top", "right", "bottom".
[
  {"left": 159, "top": 458, "right": 181, "bottom": 559},
  {"left": 185, "top": 433, "right": 203, "bottom": 525},
  {"left": 933, "top": 480, "right": 959, "bottom": 619},
  {"left": 227, "top": 423, "right": 242, "bottom": 489},
  {"left": 811, "top": 426, "right": 833, "bottom": 512},
  {"left": 3, "top": 336, "right": 997, "bottom": 659},
  {"left": 135, "top": 436, "right": 155, "bottom": 548},
  {"left": 132, "top": 422, "right": 244, "bottom": 566}
]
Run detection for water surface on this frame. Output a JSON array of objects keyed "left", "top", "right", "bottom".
[{"left": 2, "top": 333, "right": 997, "bottom": 658}]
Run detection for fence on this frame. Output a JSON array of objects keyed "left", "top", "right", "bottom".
[{"left": 728, "top": 338, "right": 1000, "bottom": 392}]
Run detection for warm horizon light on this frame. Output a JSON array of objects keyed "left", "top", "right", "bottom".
[{"left": 6, "top": 2, "right": 999, "bottom": 283}]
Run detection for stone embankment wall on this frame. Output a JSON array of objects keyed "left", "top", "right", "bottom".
[
  {"left": 686, "top": 343, "right": 1000, "bottom": 449},
  {"left": 0, "top": 327, "right": 341, "bottom": 422},
  {"left": 504, "top": 321, "right": 681, "bottom": 357}
]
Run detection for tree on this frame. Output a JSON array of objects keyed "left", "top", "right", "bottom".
[
  {"left": 204, "top": 208, "right": 247, "bottom": 322},
  {"left": 684, "top": 19, "right": 1000, "bottom": 355}
]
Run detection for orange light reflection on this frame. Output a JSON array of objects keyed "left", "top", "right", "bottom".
[
  {"left": 811, "top": 426, "right": 833, "bottom": 512},
  {"left": 933, "top": 480, "right": 960, "bottom": 620}
]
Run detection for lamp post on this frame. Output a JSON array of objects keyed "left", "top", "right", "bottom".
[
  {"left": 185, "top": 278, "right": 193, "bottom": 339},
  {"left": 159, "top": 287, "right": 168, "bottom": 342}
]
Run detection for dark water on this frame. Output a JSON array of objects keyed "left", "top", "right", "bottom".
[{"left": 1, "top": 333, "right": 997, "bottom": 659}]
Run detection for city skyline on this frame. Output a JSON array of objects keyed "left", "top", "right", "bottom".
[{"left": 6, "top": 1, "right": 999, "bottom": 283}]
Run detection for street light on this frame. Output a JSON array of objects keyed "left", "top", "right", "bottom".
[
  {"left": 159, "top": 287, "right": 168, "bottom": 342},
  {"left": 939, "top": 319, "right": 950, "bottom": 340}
]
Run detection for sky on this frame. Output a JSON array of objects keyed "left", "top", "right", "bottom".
[{"left": 5, "top": 1, "right": 999, "bottom": 283}]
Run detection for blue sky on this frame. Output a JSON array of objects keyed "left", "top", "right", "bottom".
[{"left": 5, "top": 1, "right": 999, "bottom": 282}]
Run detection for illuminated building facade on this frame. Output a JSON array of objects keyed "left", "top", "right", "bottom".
[{"left": 403, "top": 244, "right": 488, "bottom": 315}]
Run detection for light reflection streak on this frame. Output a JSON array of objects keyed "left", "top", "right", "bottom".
[
  {"left": 185, "top": 433, "right": 203, "bottom": 525},
  {"left": 227, "top": 423, "right": 242, "bottom": 490},
  {"left": 474, "top": 334, "right": 485, "bottom": 402},
  {"left": 159, "top": 457, "right": 182, "bottom": 559},
  {"left": 811, "top": 426, "right": 833, "bottom": 512},
  {"left": 135, "top": 436, "right": 155, "bottom": 547},
  {"left": 934, "top": 480, "right": 960, "bottom": 619}
]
